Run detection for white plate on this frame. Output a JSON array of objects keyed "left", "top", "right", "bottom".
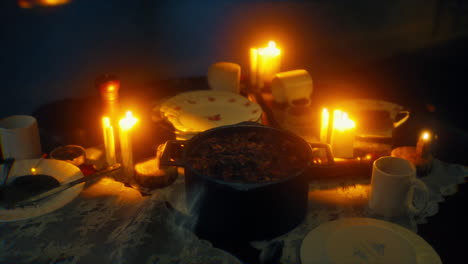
[
  {"left": 158, "top": 90, "right": 262, "bottom": 133},
  {"left": 301, "top": 217, "right": 441, "bottom": 264},
  {"left": 0, "top": 159, "right": 84, "bottom": 222},
  {"left": 336, "top": 99, "right": 410, "bottom": 138}
]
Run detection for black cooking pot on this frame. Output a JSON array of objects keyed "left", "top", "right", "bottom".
[{"left": 160, "top": 123, "right": 333, "bottom": 242}]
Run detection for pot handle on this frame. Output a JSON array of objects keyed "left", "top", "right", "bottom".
[
  {"left": 308, "top": 142, "right": 335, "bottom": 166},
  {"left": 159, "top": 140, "right": 186, "bottom": 167}
]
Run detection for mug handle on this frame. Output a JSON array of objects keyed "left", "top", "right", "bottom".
[
  {"left": 406, "top": 177, "right": 429, "bottom": 215},
  {"left": 393, "top": 110, "right": 410, "bottom": 128}
]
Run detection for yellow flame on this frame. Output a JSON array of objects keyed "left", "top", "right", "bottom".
[
  {"left": 259, "top": 41, "right": 281, "bottom": 57},
  {"left": 39, "top": 0, "right": 70, "bottom": 6},
  {"left": 333, "top": 110, "right": 355, "bottom": 131},
  {"left": 107, "top": 84, "right": 117, "bottom": 92},
  {"left": 321, "top": 108, "right": 329, "bottom": 127},
  {"left": 31, "top": 167, "right": 37, "bottom": 174},
  {"left": 19, "top": 0, "right": 71, "bottom": 8},
  {"left": 103, "top": 116, "right": 111, "bottom": 127},
  {"left": 119, "top": 111, "right": 138, "bottom": 131},
  {"left": 421, "top": 131, "right": 431, "bottom": 141}
]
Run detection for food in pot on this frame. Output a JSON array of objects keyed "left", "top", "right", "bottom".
[{"left": 188, "top": 130, "right": 308, "bottom": 182}]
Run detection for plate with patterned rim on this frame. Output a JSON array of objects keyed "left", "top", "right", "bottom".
[
  {"left": 157, "top": 90, "right": 263, "bottom": 134},
  {"left": 0, "top": 159, "right": 84, "bottom": 222},
  {"left": 301, "top": 217, "right": 441, "bottom": 264}
]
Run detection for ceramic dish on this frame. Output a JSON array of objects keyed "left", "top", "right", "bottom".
[
  {"left": 157, "top": 90, "right": 263, "bottom": 134},
  {"left": 336, "top": 99, "right": 410, "bottom": 138},
  {"left": 301, "top": 217, "right": 441, "bottom": 264},
  {"left": 0, "top": 159, "right": 84, "bottom": 222}
]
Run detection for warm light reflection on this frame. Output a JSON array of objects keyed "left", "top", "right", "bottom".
[
  {"left": 309, "top": 184, "right": 370, "bottom": 205},
  {"left": 333, "top": 110, "right": 355, "bottom": 131},
  {"left": 119, "top": 111, "right": 138, "bottom": 131},
  {"left": 81, "top": 177, "right": 143, "bottom": 204}
]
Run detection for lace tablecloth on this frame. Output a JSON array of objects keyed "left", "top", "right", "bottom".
[
  {"left": 251, "top": 158, "right": 468, "bottom": 264},
  {"left": 0, "top": 159, "right": 466, "bottom": 264}
]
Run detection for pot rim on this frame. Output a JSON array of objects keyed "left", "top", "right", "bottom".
[{"left": 182, "top": 122, "right": 313, "bottom": 190}]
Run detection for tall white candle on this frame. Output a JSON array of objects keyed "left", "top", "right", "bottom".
[
  {"left": 250, "top": 48, "right": 258, "bottom": 88},
  {"left": 102, "top": 116, "right": 116, "bottom": 165},
  {"left": 119, "top": 111, "right": 138, "bottom": 183},
  {"left": 249, "top": 41, "right": 281, "bottom": 90},
  {"left": 259, "top": 41, "right": 281, "bottom": 85},
  {"left": 320, "top": 108, "right": 330, "bottom": 144},
  {"left": 330, "top": 110, "right": 356, "bottom": 158}
]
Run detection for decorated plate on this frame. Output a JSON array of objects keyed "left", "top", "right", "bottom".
[
  {"left": 0, "top": 159, "right": 84, "bottom": 222},
  {"left": 336, "top": 99, "right": 410, "bottom": 138},
  {"left": 301, "top": 217, "right": 441, "bottom": 264},
  {"left": 158, "top": 90, "right": 262, "bottom": 133}
]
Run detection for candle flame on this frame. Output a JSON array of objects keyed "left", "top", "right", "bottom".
[
  {"left": 421, "top": 131, "right": 431, "bottom": 141},
  {"left": 107, "top": 84, "right": 117, "bottom": 92},
  {"left": 119, "top": 111, "right": 138, "bottom": 130},
  {"left": 19, "top": 0, "right": 71, "bottom": 8},
  {"left": 39, "top": 0, "right": 70, "bottom": 6},
  {"left": 31, "top": 167, "right": 37, "bottom": 174},
  {"left": 103, "top": 116, "right": 111, "bottom": 127},
  {"left": 333, "top": 110, "right": 355, "bottom": 131},
  {"left": 259, "top": 41, "right": 281, "bottom": 56}
]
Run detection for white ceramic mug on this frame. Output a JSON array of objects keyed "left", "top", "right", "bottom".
[
  {"left": 207, "top": 62, "right": 241, "bottom": 93},
  {"left": 0, "top": 115, "right": 42, "bottom": 160},
  {"left": 271, "top": 69, "right": 313, "bottom": 106},
  {"left": 369, "top": 156, "right": 429, "bottom": 217}
]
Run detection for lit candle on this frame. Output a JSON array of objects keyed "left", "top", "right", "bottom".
[
  {"left": 320, "top": 108, "right": 330, "bottom": 144},
  {"left": 330, "top": 110, "right": 356, "bottom": 158},
  {"left": 416, "top": 130, "right": 433, "bottom": 160},
  {"left": 119, "top": 111, "right": 138, "bottom": 183},
  {"left": 250, "top": 41, "right": 281, "bottom": 90},
  {"left": 102, "top": 116, "right": 116, "bottom": 166},
  {"left": 249, "top": 48, "right": 258, "bottom": 88}
]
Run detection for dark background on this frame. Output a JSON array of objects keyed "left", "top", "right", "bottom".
[{"left": 1, "top": 0, "right": 467, "bottom": 263}]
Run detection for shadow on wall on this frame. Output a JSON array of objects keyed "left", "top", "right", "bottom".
[{"left": 0, "top": 0, "right": 466, "bottom": 117}]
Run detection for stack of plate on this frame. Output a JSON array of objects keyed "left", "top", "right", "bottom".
[{"left": 156, "top": 90, "right": 263, "bottom": 140}]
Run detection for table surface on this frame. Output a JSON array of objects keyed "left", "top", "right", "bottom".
[{"left": 3, "top": 38, "right": 468, "bottom": 263}]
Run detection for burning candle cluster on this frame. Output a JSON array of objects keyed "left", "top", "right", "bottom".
[
  {"left": 320, "top": 109, "right": 356, "bottom": 158},
  {"left": 98, "top": 76, "right": 139, "bottom": 184},
  {"left": 250, "top": 41, "right": 281, "bottom": 90}
]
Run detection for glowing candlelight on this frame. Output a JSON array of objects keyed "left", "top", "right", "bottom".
[
  {"left": 416, "top": 130, "right": 433, "bottom": 159},
  {"left": 249, "top": 48, "right": 258, "bottom": 88},
  {"left": 102, "top": 116, "right": 116, "bottom": 166},
  {"left": 250, "top": 41, "right": 281, "bottom": 90},
  {"left": 119, "top": 111, "right": 138, "bottom": 183},
  {"left": 330, "top": 110, "right": 356, "bottom": 158},
  {"left": 320, "top": 108, "right": 330, "bottom": 143}
]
